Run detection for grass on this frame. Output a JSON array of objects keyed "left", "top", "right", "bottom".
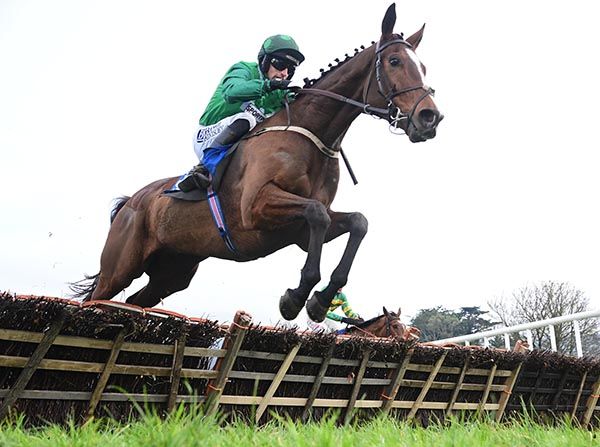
[{"left": 0, "top": 407, "right": 598, "bottom": 447}]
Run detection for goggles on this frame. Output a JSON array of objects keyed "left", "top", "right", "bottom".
[{"left": 270, "top": 56, "right": 297, "bottom": 75}]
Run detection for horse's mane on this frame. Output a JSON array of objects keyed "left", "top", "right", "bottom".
[
  {"left": 353, "top": 313, "right": 385, "bottom": 329},
  {"left": 302, "top": 42, "right": 373, "bottom": 88},
  {"left": 302, "top": 33, "right": 404, "bottom": 88}
]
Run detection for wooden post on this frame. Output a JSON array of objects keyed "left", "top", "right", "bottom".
[
  {"left": 0, "top": 313, "right": 65, "bottom": 419},
  {"left": 571, "top": 371, "right": 588, "bottom": 421},
  {"left": 302, "top": 343, "right": 335, "bottom": 422},
  {"left": 529, "top": 366, "right": 545, "bottom": 405},
  {"left": 380, "top": 349, "right": 414, "bottom": 415},
  {"left": 255, "top": 343, "right": 301, "bottom": 423},
  {"left": 445, "top": 357, "right": 470, "bottom": 418},
  {"left": 406, "top": 351, "right": 448, "bottom": 421},
  {"left": 550, "top": 369, "right": 569, "bottom": 410},
  {"left": 477, "top": 364, "right": 497, "bottom": 414},
  {"left": 167, "top": 330, "right": 188, "bottom": 412},
  {"left": 204, "top": 311, "right": 252, "bottom": 417},
  {"left": 86, "top": 326, "right": 127, "bottom": 420},
  {"left": 582, "top": 374, "right": 600, "bottom": 428},
  {"left": 343, "top": 348, "right": 372, "bottom": 426},
  {"left": 495, "top": 362, "right": 522, "bottom": 422}
]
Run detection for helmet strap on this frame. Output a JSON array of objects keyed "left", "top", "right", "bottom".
[{"left": 259, "top": 55, "right": 270, "bottom": 76}]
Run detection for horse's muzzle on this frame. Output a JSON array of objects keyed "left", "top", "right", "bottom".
[{"left": 408, "top": 109, "right": 444, "bottom": 142}]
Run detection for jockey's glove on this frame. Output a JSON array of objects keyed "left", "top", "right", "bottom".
[
  {"left": 267, "top": 78, "right": 291, "bottom": 91},
  {"left": 341, "top": 317, "right": 363, "bottom": 326}
]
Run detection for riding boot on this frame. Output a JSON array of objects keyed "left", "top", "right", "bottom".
[
  {"left": 211, "top": 118, "right": 251, "bottom": 147},
  {"left": 178, "top": 163, "right": 211, "bottom": 192},
  {"left": 179, "top": 119, "right": 251, "bottom": 192}
]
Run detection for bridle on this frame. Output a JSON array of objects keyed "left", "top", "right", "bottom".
[
  {"left": 383, "top": 313, "right": 404, "bottom": 339},
  {"left": 373, "top": 38, "right": 435, "bottom": 131},
  {"left": 297, "top": 37, "right": 435, "bottom": 133}
]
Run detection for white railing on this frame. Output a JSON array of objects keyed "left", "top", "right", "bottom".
[{"left": 430, "top": 309, "right": 600, "bottom": 357}]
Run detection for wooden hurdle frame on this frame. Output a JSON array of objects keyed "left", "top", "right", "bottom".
[{"left": 0, "top": 302, "right": 599, "bottom": 427}]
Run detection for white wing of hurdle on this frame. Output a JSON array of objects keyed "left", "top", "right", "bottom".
[{"left": 430, "top": 309, "right": 600, "bottom": 357}]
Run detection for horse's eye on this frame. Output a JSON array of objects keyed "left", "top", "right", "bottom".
[{"left": 389, "top": 57, "right": 401, "bottom": 67}]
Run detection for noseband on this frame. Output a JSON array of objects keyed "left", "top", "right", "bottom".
[{"left": 297, "top": 38, "right": 435, "bottom": 132}]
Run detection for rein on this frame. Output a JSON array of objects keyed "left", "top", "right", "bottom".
[
  {"left": 297, "top": 88, "right": 389, "bottom": 119},
  {"left": 348, "top": 325, "right": 377, "bottom": 338},
  {"left": 348, "top": 314, "right": 399, "bottom": 339}
]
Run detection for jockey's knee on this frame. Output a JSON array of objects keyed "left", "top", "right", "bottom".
[
  {"left": 229, "top": 119, "right": 251, "bottom": 135},
  {"left": 212, "top": 119, "right": 251, "bottom": 148}
]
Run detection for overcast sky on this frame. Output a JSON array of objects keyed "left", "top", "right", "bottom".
[{"left": 1, "top": 0, "right": 599, "bottom": 327}]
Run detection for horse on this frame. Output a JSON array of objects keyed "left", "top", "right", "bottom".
[
  {"left": 343, "top": 307, "right": 421, "bottom": 341},
  {"left": 73, "top": 4, "right": 443, "bottom": 324}
]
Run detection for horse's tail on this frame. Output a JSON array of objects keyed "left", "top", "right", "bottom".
[
  {"left": 69, "top": 273, "right": 100, "bottom": 301},
  {"left": 110, "top": 196, "right": 131, "bottom": 223}
]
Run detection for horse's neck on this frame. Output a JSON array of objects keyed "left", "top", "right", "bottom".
[
  {"left": 363, "top": 315, "right": 387, "bottom": 337},
  {"left": 291, "top": 47, "right": 375, "bottom": 147}
]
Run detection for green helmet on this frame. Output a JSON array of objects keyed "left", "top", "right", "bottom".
[{"left": 258, "top": 34, "right": 305, "bottom": 76}]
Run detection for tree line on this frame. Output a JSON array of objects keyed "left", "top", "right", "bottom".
[{"left": 409, "top": 281, "right": 599, "bottom": 356}]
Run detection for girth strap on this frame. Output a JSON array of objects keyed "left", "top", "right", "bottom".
[
  {"left": 251, "top": 126, "right": 339, "bottom": 159},
  {"left": 206, "top": 185, "right": 238, "bottom": 255}
]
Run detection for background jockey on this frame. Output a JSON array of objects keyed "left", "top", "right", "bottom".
[
  {"left": 307, "top": 288, "right": 364, "bottom": 332},
  {"left": 178, "top": 34, "right": 305, "bottom": 192}
]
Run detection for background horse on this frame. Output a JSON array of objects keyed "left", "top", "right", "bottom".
[
  {"left": 344, "top": 307, "right": 421, "bottom": 341},
  {"left": 74, "top": 4, "right": 442, "bottom": 322}
]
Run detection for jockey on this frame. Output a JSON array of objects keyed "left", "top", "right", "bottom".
[{"left": 178, "top": 34, "right": 305, "bottom": 191}]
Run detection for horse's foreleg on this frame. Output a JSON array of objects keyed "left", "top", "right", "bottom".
[
  {"left": 280, "top": 199, "right": 331, "bottom": 319},
  {"left": 305, "top": 211, "right": 368, "bottom": 322},
  {"left": 250, "top": 184, "right": 331, "bottom": 320}
]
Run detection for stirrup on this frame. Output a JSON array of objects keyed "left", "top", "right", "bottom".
[{"left": 179, "top": 172, "right": 210, "bottom": 192}]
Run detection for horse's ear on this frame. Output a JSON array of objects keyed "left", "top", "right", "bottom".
[
  {"left": 383, "top": 306, "right": 390, "bottom": 316},
  {"left": 381, "top": 4, "right": 396, "bottom": 37},
  {"left": 406, "top": 23, "right": 426, "bottom": 50},
  {"left": 397, "top": 307, "right": 402, "bottom": 316}
]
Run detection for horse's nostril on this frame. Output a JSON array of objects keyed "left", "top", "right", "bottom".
[{"left": 418, "top": 108, "right": 438, "bottom": 128}]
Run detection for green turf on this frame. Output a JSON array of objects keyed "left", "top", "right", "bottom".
[{"left": 0, "top": 408, "right": 597, "bottom": 447}]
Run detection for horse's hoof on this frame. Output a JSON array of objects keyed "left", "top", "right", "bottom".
[
  {"left": 279, "top": 289, "right": 305, "bottom": 321},
  {"left": 306, "top": 292, "right": 328, "bottom": 323}
]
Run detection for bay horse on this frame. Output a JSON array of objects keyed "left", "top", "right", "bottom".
[
  {"left": 344, "top": 307, "right": 421, "bottom": 341},
  {"left": 74, "top": 4, "right": 443, "bottom": 323}
]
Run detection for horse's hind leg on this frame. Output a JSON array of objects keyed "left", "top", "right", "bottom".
[
  {"left": 91, "top": 246, "right": 146, "bottom": 301},
  {"left": 89, "top": 214, "right": 147, "bottom": 301},
  {"left": 125, "top": 252, "right": 201, "bottom": 308},
  {"left": 305, "top": 211, "right": 368, "bottom": 322}
]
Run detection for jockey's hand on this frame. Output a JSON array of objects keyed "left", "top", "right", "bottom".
[
  {"left": 267, "top": 78, "right": 291, "bottom": 91},
  {"left": 341, "top": 317, "right": 363, "bottom": 326}
]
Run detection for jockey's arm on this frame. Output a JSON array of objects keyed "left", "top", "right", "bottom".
[
  {"left": 325, "top": 311, "right": 343, "bottom": 322},
  {"left": 338, "top": 292, "right": 360, "bottom": 319},
  {"left": 221, "top": 64, "right": 272, "bottom": 103}
]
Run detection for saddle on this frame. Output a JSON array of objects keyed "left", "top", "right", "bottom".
[{"left": 162, "top": 142, "right": 240, "bottom": 202}]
